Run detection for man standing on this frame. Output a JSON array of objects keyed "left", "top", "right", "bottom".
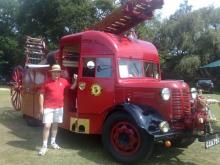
[{"left": 38, "top": 64, "right": 77, "bottom": 156}]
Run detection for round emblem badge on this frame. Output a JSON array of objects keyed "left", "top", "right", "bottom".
[{"left": 91, "top": 84, "right": 102, "bottom": 96}]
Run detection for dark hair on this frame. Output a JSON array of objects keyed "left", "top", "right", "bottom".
[{"left": 47, "top": 50, "right": 58, "bottom": 66}]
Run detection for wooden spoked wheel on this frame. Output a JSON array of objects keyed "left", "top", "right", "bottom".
[{"left": 10, "top": 66, "right": 23, "bottom": 111}]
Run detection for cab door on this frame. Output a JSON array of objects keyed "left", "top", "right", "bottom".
[{"left": 77, "top": 57, "right": 115, "bottom": 114}]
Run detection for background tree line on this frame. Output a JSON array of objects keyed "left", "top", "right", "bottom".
[{"left": 0, "top": 0, "right": 220, "bottom": 83}]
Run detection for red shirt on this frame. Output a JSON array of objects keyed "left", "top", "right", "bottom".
[{"left": 40, "top": 77, "right": 70, "bottom": 108}]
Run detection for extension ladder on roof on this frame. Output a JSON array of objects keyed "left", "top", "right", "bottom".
[{"left": 93, "top": 0, "right": 164, "bottom": 34}]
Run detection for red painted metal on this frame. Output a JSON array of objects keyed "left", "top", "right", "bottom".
[{"left": 110, "top": 121, "right": 141, "bottom": 155}]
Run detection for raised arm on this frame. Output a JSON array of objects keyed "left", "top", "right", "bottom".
[{"left": 70, "top": 74, "right": 78, "bottom": 90}]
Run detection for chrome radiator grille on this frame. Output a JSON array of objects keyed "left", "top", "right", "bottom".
[{"left": 171, "top": 89, "right": 191, "bottom": 119}]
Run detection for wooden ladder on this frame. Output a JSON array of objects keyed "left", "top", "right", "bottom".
[
  {"left": 92, "top": 0, "right": 164, "bottom": 34},
  {"left": 25, "top": 36, "right": 46, "bottom": 64}
]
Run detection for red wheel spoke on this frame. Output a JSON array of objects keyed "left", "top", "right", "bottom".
[
  {"left": 111, "top": 121, "right": 141, "bottom": 156},
  {"left": 10, "top": 66, "right": 23, "bottom": 111}
]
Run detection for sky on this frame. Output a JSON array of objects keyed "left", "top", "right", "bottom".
[{"left": 159, "top": 0, "right": 220, "bottom": 18}]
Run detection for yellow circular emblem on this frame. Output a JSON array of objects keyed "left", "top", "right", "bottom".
[{"left": 91, "top": 84, "right": 102, "bottom": 96}]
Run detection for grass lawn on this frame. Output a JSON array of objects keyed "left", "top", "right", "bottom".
[{"left": 0, "top": 87, "right": 220, "bottom": 165}]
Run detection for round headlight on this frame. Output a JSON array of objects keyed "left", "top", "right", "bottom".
[
  {"left": 161, "top": 88, "right": 171, "bottom": 101},
  {"left": 159, "top": 121, "right": 170, "bottom": 133},
  {"left": 191, "top": 87, "right": 197, "bottom": 99}
]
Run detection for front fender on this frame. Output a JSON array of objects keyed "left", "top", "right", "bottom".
[{"left": 122, "top": 103, "right": 165, "bottom": 135}]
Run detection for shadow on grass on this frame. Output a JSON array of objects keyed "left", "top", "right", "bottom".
[
  {"left": 0, "top": 107, "right": 198, "bottom": 165},
  {"left": 0, "top": 107, "right": 42, "bottom": 151}
]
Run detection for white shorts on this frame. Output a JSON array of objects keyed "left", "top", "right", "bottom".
[{"left": 42, "top": 108, "right": 63, "bottom": 124}]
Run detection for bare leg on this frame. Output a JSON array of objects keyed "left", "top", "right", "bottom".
[
  {"left": 39, "top": 123, "right": 51, "bottom": 155},
  {"left": 50, "top": 123, "right": 61, "bottom": 149},
  {"left": 51, "top": 123, "right": 58, "bottom": 141},
  {"left": 43, "top": 123, "right": 51, "bottom": 146}
]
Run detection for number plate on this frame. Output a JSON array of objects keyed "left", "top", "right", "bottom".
[{"left": 205, "top": 134, "right": 220, "bottom": 149}]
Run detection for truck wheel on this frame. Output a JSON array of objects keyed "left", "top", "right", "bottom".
[
  {"left": 10, "top": 65, "right": 23, "bottom": 111},
  {"left": 171, "top": 137, "right": 195, "bottom": 148},
  {"left": 102, "top": 112, "right": 154, "bottom": 164}
]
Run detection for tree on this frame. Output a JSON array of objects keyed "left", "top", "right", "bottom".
[
  {"left": 154, "top": 1, "right": 220, "bottom": 81},
  {"left": 16, "top": 0, "right": 115, "bottom": 48},
  {"left": 0, "top": 0, "right": 23, "bottom": 79}
]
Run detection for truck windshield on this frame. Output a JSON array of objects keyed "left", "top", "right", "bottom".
[{"left": 119, "top": 59, "right": 159, "bottom": 79}]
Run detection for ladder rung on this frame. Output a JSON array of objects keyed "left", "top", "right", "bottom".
[
  {"left": 111, "top": 24, "right": 118, "bottom": 27},
  {"left": 136, "top": 4, "right": 145, "bottom": 10},
  {"left": 26, "top": 44, "right": 43, "bottom": 49},
  {"left": 25, "top": 52, "right": 45, "bottom": 56},
  {"left": 27, "top": 57, "right": 42, "bottom": 60},
  {"left": 119, "top": 18, "right": 127, "bottom": 22},
  {"left": 115, "top": 21, "right": 125, "bottom": 26},
  {"left": 106, "top": 27, "right": 117, "bottom": 31},
  {"left": 25, "top": 50, "right": 43, "bottom": 53},
  {"left": 124, "top": 15, "right": 131, "bottom": 19}
]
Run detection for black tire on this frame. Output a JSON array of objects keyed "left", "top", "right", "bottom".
[
  {"left": 171, "top": 137, "right": 195, "bottom": 148},
  {"left": 23, "top": 115, "right": 42, "bottom": 127},
  {"left": 102, "top": 112, "right": 154, "bottom": 164}
]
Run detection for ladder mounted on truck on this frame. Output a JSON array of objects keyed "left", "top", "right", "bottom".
[
  {"left": 25, "top": 36, "right": 46, "bottom": 65},
  {"left": 92, "top": 0, "right": 164, "bottom": 34}
]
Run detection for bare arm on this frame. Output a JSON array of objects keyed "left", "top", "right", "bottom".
[
  {"left": 39, "top": 93, "right": 44, "bottom": 116},
  {"left": 70, "top": 74, "right": 78, "bottom": 90}
]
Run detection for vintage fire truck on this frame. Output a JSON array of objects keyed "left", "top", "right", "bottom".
[{"left": 10, "top": 0, "right": 220, "bottom": 163}]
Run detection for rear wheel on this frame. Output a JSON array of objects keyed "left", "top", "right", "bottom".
[
  {"left": 10, "top": 66, "right": 23, "bottom": 111},
  {"left": 102, "top": 112, "right": 154, "bottom": 164}
]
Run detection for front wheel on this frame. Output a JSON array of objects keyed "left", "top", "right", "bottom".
[{"left": 102, "top": 112, "right": 154, "bottom": 164}]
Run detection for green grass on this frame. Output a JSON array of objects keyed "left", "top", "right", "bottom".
[{"left": 1, "top": 88, "right": 220, "bottom": 165}]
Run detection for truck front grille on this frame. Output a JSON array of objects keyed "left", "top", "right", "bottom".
[{"left": 171, "top": 89, "right": 191, "bottom": 120}]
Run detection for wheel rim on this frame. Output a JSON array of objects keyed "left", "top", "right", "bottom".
[
  {"left": 110, "top": 121, "right": 141, "bottom": 156},
  {"left": 10, "top": 66, "right": 23, "bottom": 111}
]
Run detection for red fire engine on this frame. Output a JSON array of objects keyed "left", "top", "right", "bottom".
[{"left": 10, "top": 0, "right": 220, "bottom": 163}]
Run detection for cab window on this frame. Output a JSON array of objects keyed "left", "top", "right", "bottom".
[
  {"left": 82, "top": 57, "right": 112, "bottom": 78},
  {"left": 118, "top": 59, "right": 159, "bottom": 79},
  {"left": 144, "top": 62, "right": 159, "bottom": 79},
  {"left": 119, "top": 59, "right": 143, "bottom": 78}
]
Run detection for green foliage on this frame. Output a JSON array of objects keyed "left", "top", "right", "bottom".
[
  {"left": 17, "top": 0, "right": 96, "bottom": 45},
  {"left": 1, "top": 0, "right": 220, "bottom": 82},
  {"left": 0, "top": 0, "right": 114, "bottom": 78},
  {"left": 175, "top": 55, "right": 201, "bottom": 80},
  {"left": 154, "top": 2, "right": 220, "bottom": 81},
  {"left": 94, "top": 0, "right": 115, "bottom": 20},
  {"left": 0, "top": 0, "right": 22, "bottom": 78}
]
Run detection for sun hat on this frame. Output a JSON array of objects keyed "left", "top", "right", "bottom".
[{"left": 50, "top": 64, "right": 61, "bottom": 72}]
